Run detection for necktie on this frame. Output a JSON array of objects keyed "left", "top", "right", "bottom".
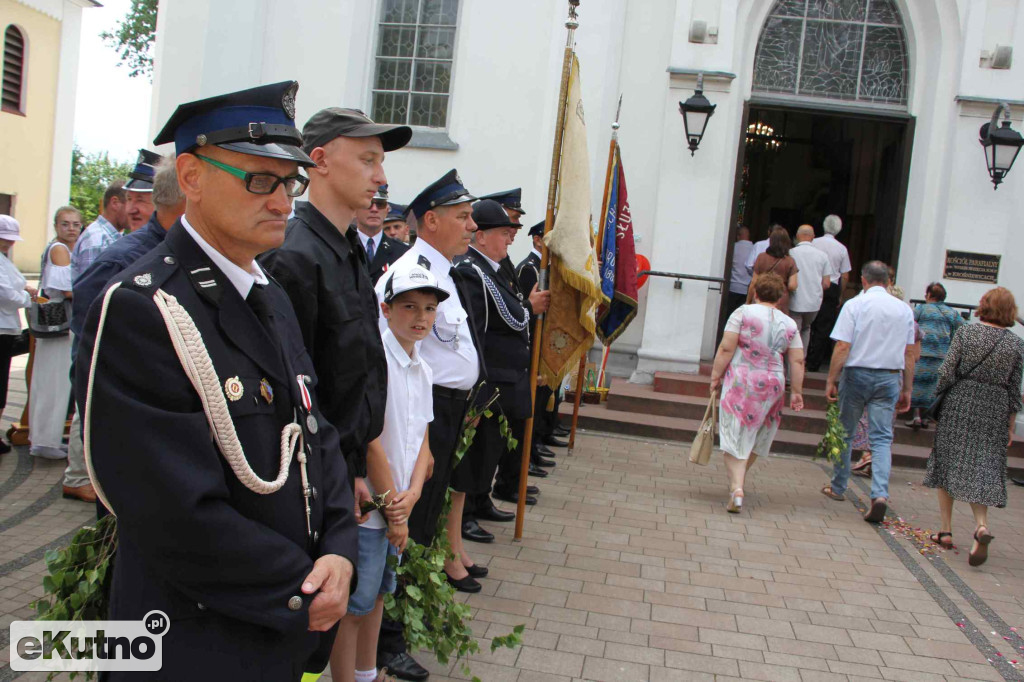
[
  {"left": 246, "top": 284, "right": 281, "bottom": 356},
  {"left": 365, "top": 237, "right": 376, "bottom": 263}
]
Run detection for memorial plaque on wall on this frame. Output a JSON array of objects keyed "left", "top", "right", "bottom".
[{"left": 943, "top": 250, "right": 1000, "bottom": 283}]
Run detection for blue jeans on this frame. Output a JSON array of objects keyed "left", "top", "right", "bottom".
[{"left": 831, "top": 367, "right": 901, "bottom": 501}]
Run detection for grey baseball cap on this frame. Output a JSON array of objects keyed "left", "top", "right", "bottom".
[{"left": 301, "top": 108, "right": 412, "bottom": 154}]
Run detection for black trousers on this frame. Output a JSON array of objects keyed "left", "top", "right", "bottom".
[
  {"left": 807, "top": 283, "right": 841, "bottom": 371},
  {"left": 0, "top": 334, "right": 15, "bottom": 418},
  {"left": 726, "top": 291, "right": 747, "bottom": 318},
  {"left": 533, "top": 385, "right": 560, "bottom": 443},
  {"left": 464, "top": 416, "right": 526, "bottom": 521}
]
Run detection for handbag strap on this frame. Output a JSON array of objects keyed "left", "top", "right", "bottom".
[{"left": 957, "top": 328, "right": 1008, "bottom": 381}]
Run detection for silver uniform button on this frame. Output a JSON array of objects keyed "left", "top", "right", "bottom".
[
  {"left": 197, "top": 602, "right": 206, "bottom": 611},
  {"left": 306, "top": 414, "right": 318, "bottom": 434},
  {"left": 288, "top": 596, "right": 303, "bottom": 611},
  {"left": 164, "top": 256, "right": 175, "bottom": 265}
]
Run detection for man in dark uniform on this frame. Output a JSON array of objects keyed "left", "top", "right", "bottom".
[
  {"left": 75, "top": 81, "right": 358, "bottom": 680},
  {"left": 382, "top": 202, "right": 410, "bottom": 244},
  {"left": 355, "top": 184, "right": 410, "bottom": 283},
  {"left": 261, "top": 108, "right": 411, "bottom": 520},
  {"left": 455, "top": 201, "right": 549, "bottom": 550}
]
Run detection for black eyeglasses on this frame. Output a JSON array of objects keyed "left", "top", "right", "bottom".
[{"left": 195, "top": 154, "right": 309, "bottom": 197}]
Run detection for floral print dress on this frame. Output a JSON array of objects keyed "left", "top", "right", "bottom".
[{"left": 719, "top": 304, "right": 801, "bottom": 460}]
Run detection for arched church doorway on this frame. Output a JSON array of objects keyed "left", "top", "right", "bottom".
[{"left": 721, "top": 0, "right": 915, "bottom": 331}]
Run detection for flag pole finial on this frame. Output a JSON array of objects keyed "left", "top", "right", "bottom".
[{"left": 567, "top": 0, "right": 580, "bottom": 30}]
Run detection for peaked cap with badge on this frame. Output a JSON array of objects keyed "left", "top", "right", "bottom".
[
  {"left": 384, "top": 202, "right": 407, "bottom": 223},
  {"left": 77, "top": 81, "right": 357, "bottom": 680},
  {"left": 408, "top": 169, "right": 476, "bottom": 219},
  {"left": 479, "top": 188, "right": 525, "bottom": 215},
  {"left": 373, "top": 184, "right": 389, "bottom": 202},
  {"left": 528, "top": 220, "right": 546, "bottom": 237},
  {"left": 124, "top": 149, "right": 163, "bottom": 192}
]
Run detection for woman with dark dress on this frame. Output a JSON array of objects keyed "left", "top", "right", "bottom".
[{"left": 923, "top": 287, "right": 1024, "bottom": 567}]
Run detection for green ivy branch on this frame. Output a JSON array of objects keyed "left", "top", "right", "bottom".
[
  {"left": 816, "top": 402, "right": 848, "bottom": 466},
  {"left": 383, "top": 383, "right": 525, "bottom": 681}
]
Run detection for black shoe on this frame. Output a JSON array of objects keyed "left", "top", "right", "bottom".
[
  {"left": 377, "top": 652, "right": 429, "bottom": 682},
  {"left": 465, "top": 563, "right": 489, "bottom": 578},
  {"left": 532, "top": 456, "right": 555, "bottom": 468},
  {"left": 476, "top": 501, "right": 515, "bottom": 522},
  {"left": 543, "top": 435, "right": 569, "bottom": 447},
  {"left": 446, "top": 572, "right": 482, "bottom": 593},
  {"left": 554, "top": 425, "right": 571, "bottom": 437},
  {"left": 534, "top": 443, "right": 557, "bottom": 458},
  {"left": 462, "top": 519, "right": 494, "bottom": 543},
  {"left": 0, "top": 439, "right": 11, "bottom": 455},
  {"left": 1012, "top": 477, "right": 1024, "bottom": 487},
  {"left": 526, "top": 485, "right": 540, "bottom": 495},
  {"left": 528, "top": 463, "right": 548, "bottom": 478},
  {"left": 493, "top": 489, "right": 537, "bottom": 505}
]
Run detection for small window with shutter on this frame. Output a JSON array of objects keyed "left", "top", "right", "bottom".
[{"left": 3, "top": 25, "right": 26, "bottom": 114}]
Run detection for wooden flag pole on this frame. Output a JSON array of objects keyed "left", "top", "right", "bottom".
[
  {"left": 567, "top": 95, "right": 621, "bottom": 456},
  {"left": 515, "top": 0, "right": 579, "bottom": 541}
]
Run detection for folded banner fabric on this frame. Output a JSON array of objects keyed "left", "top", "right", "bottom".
[
  {"left": 596, "top": 142, "right": 639, "bottom": 345},
  {"left": 540, "top": 54, "right": 603, "bottom": 392}
]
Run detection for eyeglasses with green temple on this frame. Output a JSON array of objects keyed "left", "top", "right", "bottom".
[{"left": 195, "top": 154, "right": 310, "bottom": 198}]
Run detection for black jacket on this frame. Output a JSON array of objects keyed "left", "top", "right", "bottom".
[
  {"left": 362, "top": 232, "right": 409, "bottom": 284},
  {"left": 76, "top": 224, "right": 356, "bottom": 680},
  {"left": 456, "top": 248, "right": 532, "bottom": 418},
  {"left": 260, "top": 202, "right": 387, "bottom": 479},
  {"left": 516, "top": 251, "right": 541, "bottom": 304}
]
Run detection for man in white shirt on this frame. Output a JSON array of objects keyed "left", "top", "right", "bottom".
[
  {"left": 823, "top": 261, "right": 916, "bottom": 523},
  {"left": 728, "top": 226, "right": 754, "bottom": 315},
  {"left": 744, "top": 228, "right": 773, "bottom": 274},
  {"left": 788, "top": 224, "right": 836, "bottom": 349},
  {"left": 807, "top": 214, "right": 853, "bottom": 370}
]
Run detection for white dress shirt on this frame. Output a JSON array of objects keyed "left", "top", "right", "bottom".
[
  {"left": 180, "top": 216, "right": 268, "bottom": 299},
  {"left": 469, "top": 246, "right": 501, "bottom": 273},
  {"left": 789, "top": 241, "right": 836, "bottom": 313},
  {"left": 730, "top": 240, "right": 754, "bottom": 294},
  {"left": 356, "top": 229, "right": 383, "bottom": 258},
  {"left": 362, "top": 328, "right": 434, "bottom": 529},
  {"left": 811, "top": 234, "right": 852, "bottom": 285},
  {"left": 831, "top": 285, "right": 916, "bottom": 370},
  {"left": 0, "top": 252, "right": 30, "bottom": 335},
  {"left": 744, "top": 238, "right": 769, "bottom": 273},
  {"left": 375, "top": 239, "right": 479, "bottom": 390}
]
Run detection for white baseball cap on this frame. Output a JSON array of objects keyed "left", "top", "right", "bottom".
[
  {"left": 0, "top": 216, "right": 23, "bottom": 242},
  {"left": 382, "top": 262, "right": 449, "bottom": 304}
]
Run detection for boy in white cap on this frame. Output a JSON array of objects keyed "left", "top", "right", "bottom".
[{"left": 333, "top": 262, "right": 444, "bottom": 682}]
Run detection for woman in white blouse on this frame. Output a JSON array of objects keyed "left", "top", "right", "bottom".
[
  {"left": 29, "top": 207, "right": 80, "bottom": 459},
  {"left": 0, "top": 216, "right": 37, "bottom": 453}
]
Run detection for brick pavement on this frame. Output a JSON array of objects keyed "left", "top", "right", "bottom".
[{"left": 2, "top": 362, "right": 1024, "bottom": 680}]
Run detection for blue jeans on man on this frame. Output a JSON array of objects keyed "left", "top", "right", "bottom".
[{"left": 831, "top": 367, "right": 901, "bottom": 501}]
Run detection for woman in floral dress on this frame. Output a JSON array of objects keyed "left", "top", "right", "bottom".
[{"left": 710, "top": 273, "right": 805, "bottom": 513}]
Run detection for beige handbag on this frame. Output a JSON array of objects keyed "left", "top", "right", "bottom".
[{"left": 689, "top": 389, "right": 718, "bottom": 466}]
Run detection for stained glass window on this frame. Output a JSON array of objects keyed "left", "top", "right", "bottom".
[
  {"left": 372, "top": 0, "right": 459, "bottom": 129},
  {"left": 752, "top": 0, "right": 908, "bottom": 106}
]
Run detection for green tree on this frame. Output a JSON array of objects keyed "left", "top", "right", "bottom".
[
  {"left": 101, "top": 0, "right": 158, "bottom": 81},
  {"left": 70, "top": 146, "right": 132, "bottom": 226}
]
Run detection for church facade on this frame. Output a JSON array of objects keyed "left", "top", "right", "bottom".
[{"left": 150, "top": 0, "right": 1024, "bottom": 376}]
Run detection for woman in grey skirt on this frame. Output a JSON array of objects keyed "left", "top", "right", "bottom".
[{"left": 924, "top": 287, "right": 1024, "bottom": 567}]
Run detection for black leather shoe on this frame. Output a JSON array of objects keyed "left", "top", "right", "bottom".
[
  {"left": 526, "top": 485, "right": 540, "bottom": 495},
  {"left": 554, "top": 425, "right": 570, "bottom": 437},
  {"left": 0, "top": 439, "right": 11, "bottom": 455},
  {"left": 377, "top": 652, "right": 429, "bottom": 681},
  {"left": 446, "top": 572, "right": 482, "bottom": 593},
  {"left": 465, "top": 563, "right": 489, "bottom": 578},
  {"left": 528, "top": 463, "right": 548, "bottom": 477},
  {"left": 462, "top": 519, "right": 494, "bottom": 543},
  {"left": 476, "top": 502, "right": 515, "bottom": 522},
  {"left": 543, "top": 435, "right": 569, "bottom": 447},
  {"left": 532, "top": 456, "right": 555, "bottom": 468},
  {"left": 1012, "top": 477, "right": 1024, "bottom": 487},
  {"left": 493, "top": 489, "right": 537, "bottom": 505},
  {"left": 534, "top": 443, "right": 557, "bottom": 458}
]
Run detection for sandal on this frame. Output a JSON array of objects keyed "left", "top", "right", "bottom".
[
  {"left": 906, "top": 417, "right": 922, "bottom": 430},
  {"left": 727, "top": 489, "right": 743, "bottom": 513},
  {"left": 864, "top": 498, "right": 888, "bottom": 523},
  {"left": 929, "top": 532, "right": 953, "bottom": 549},
  {"left": 852, "top": 464, "right": 872, "bottom": 478},
  {"left": 968, "top": 527, "right": 994, "bottom": 567},
  {"left": 821, "top": 485, "right": 845, "bottom": 501}
]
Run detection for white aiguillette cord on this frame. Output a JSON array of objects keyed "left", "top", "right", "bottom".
[{"left": 84, "top": 283, "right": 307, "bottom": 520}]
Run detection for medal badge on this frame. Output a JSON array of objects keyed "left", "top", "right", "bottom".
[
  {"left": 259, "top": 378, "right": 273, "bottom": 404},
  {"left": 224, "top": 376, "right": 244, "bottom": 401}
]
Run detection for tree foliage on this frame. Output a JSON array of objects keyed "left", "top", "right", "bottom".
[
  {"left": 101, "top": 0, "right": 158, "bottom": 81},
  {"left": 70, "top": 146, "right": 132, "bottom": 226}
]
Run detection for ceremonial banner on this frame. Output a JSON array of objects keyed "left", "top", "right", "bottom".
[
  {"left": 540, "top": 54, "right": 602, "bottom": 391},
  {"left": 596, "top": 143, "right": 638, "bottom": 345}
]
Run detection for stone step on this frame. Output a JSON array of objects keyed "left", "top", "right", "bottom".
[
  {"left": 561, "top": 383, "right": 1024, "bottom": 476},
  {"left": 607, "top": 379, "right": 984, "bottom": 451},
  {"left": 658, "top": 370, "right": 829, "bottom": 394}
]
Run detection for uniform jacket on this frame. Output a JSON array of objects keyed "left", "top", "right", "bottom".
[
  {"left": 516, "top": 250, "right": 541, "bottom": 315},
  {"left": 365, "top": 233, "right": 409, "bottom": 284},
  {"left": 76, "top": 224, "right": 357, "bottom": 680},
  {"left": 260, "top": 202, "right": 387, "bottom": 480},
  {"left": 71, "top": 212, "right": 166, "bottom": 340},
  {"left": 456, "top": 248, "right": 531, "bottom": 418}
]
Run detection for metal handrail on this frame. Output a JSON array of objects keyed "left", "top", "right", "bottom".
[{"left": 638, "top": 270, "right": 726, "bottom": 292}]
